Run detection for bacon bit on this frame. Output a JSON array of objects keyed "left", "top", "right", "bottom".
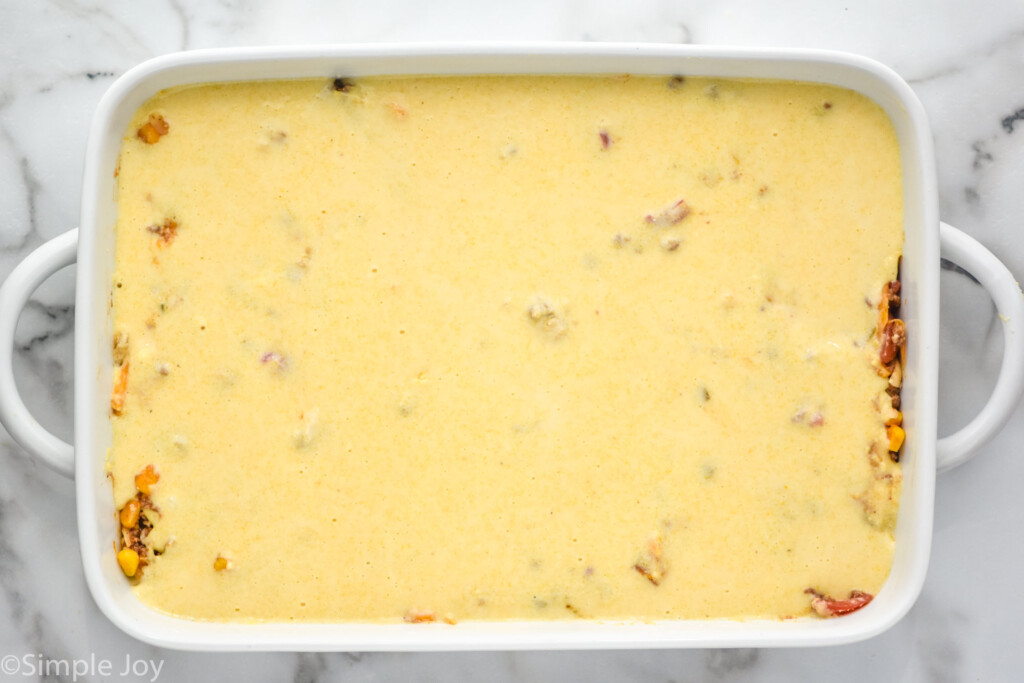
[
  {"left": 137, "top": 114, "right": 169, "bottom": 144},
  {"left": 331, "top": 77, "right": 355, "bottom": 92},
  {"left": 878, "top": 279, "right": 902, "bottom": 330},
  {"left": 876, "top": 279, "right": 904, "bottom": 416},
  {"left": 633, "top": 532, "right": 666, "bottom": 586},
  {"left": 403, "top": 609, "right": 437, "bottom": 623},
  {"left": 389, "top": 102, "right": 407, "bottom": 119},
  {"left": 146, "top": 218, "right": 178, "bottom": 247},
  {"left": 119, "top": 491, "right": 158, "bottom": 577},
  {"left": 887, "top": 387, "right": 901, "bottom": 410},
  {"left": 856, "top": 463, "right": 900, "bottom": 526},
  {"left": 111, "top": 360, "right": 129, "bottom": 415},
  {"left": 134, "top": 464, "right": 159, "bottom": 495},
  {"left": 612, "top": 233, "right": 631, "bottom": 248},
  {"left": 599, "top": 129, "right": 611, "bottom": 149},
  {"left": 261, "top": 350, "right": 288, "bottom": 370},
  {"left": 121, "top": 510, "right": 152, "bottom": 558},
  {"left": 804, "top": 588, "right": 873, "bottom": 617},
  {"left": 883, "top": 280, "right": 901, "bottom": 310},
  {"left": 667, "top": 75, "right": 685, "bottom": 89},
  {"left": 112, "top": 331, "right": 129, "bottom": 365},
  {"left": 879, "top": 319, "right": 906, "bottom": 365},
  {"left": 660, "top": 236, "right": 681, "bottom": 252},
  {"left": 792, "top": 406, "right": 824, "bottom": 427},
  {"left": 645, "top": 199, "right": 690, "bottom": 227}
]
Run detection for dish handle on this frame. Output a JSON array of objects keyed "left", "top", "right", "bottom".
[
  {"left": 937, "top": 222, "right": 1024, "bottom": 471},
  {"left": 0, "top": 229, "right": 78, "bottom": 477}
]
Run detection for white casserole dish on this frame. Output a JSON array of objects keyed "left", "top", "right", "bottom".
[{"left": 1, "top": 43, "right": 1022, "bottom": 651}]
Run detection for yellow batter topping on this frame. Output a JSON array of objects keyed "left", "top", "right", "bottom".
[{"left": 109, "top": 75, "right": 903, "bottom": 622}]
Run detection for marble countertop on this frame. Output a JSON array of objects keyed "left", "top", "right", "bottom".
[{"left": 1, "top": 1, "right": 1023, "bottom": 681}]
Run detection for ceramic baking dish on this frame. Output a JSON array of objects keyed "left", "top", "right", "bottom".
[{"left": 1, "top": 44, "right": 1022, "bottom": 651}]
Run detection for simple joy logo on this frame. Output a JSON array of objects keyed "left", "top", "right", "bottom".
[{"left": 1, "top": 653, "right": 164, "bottom": 681}]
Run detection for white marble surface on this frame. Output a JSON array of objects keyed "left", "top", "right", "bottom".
[{"left": 1, "top": 1, "right": 1023, "bottom": 681}]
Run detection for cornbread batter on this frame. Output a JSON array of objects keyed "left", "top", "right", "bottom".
[{"left": 109, "top": 75, "right": 904, "bottom": 622}]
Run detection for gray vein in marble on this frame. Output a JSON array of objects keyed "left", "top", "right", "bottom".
[
  {"left": 940, "top": 258, "right": 981, "bottom": 285},
  {"left": 0, "top": 494, "right": 77, "bottom": 683},
  {"left": 0, "top": 125, "right": 42, "bottom": 252},
  {"left": 3, "top": 71, "right": 115, "bottom": 102},
  {"left": 293, "top": 652, "right": 326, "bottom": 683},
  {"left": 14, "top": 301, "right": 74, "bottom": 353},
  {"left": 911, "top": 596, "right": 968, "bottom": 683},
  {"left": 1000, "top": 106, "right": 1024, "bottom": 134},
  {"left": 677, "top": 22, "right": 693, "bottom": 44},
  {"left": 705, "top": 648, "right": 760, "bottom": 677},
  {"left": 906, "top": 24, "right": 1024, "bottom": 84},
  {"left": 14, "top": 350, "right": 73, "bottom": 424},
  {"left": 970, "top": 141, "right": 994, "bottom": 171},
  {"left": 51, "top": 0, "right": 153, "bottom": 60},
  {"left": 963, "top": 186, "right": 981, "bottom": 208},
  {"left": 0, "top": 280, "right": 76, "bottom": 432},
  {"left": 167, "top": 0, "right": 192, "bottom": 50}
]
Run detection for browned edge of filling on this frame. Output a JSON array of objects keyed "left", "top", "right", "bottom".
[
  {"left": 806, "top": 273, "right": 905, "bottom": 618},
  {"left": 878, "top": 275, "right": 905, "bottom": 462}
]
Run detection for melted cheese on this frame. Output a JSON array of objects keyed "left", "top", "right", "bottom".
[{"left": 110, "top": 75, "right": 903, "bottom": 622}]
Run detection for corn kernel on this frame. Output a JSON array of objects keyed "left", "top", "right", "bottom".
[
  {"left": 135, "top": 465, "right": 159, "bottom": 494},
  {"left": 136, "top": 115, "right": 168, "bottom": 144},
  {"left": 888, "top": 424, "right": 905, "bottom": 453},
  {"left": 137, "top": 123, "right": 160, "bottom": 144},
  {"left": 213, "top": 556, "right": 229, "bottom": 571},
  {"left": 117, "top": 548, "right": 140, "bottom": 577},
  {"left": 119, "top": 498, "right": 141, "bottom": 528}
]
